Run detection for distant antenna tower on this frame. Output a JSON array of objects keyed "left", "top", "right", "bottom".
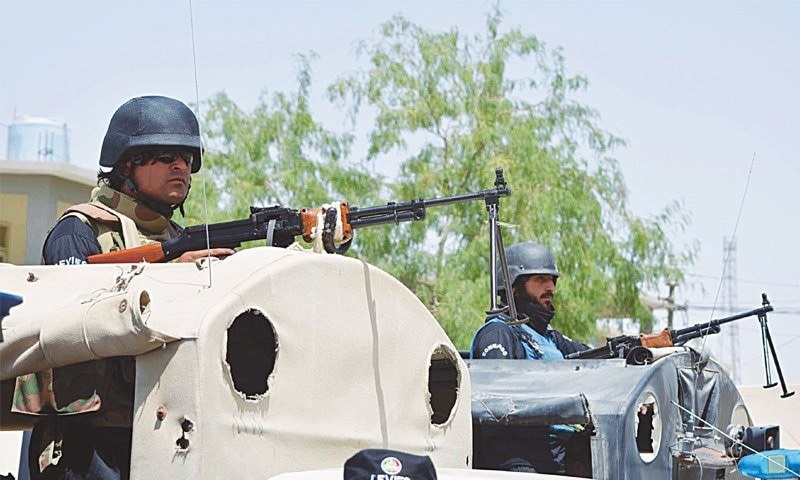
[
  {"left": 7, "top": 116, "right": 70, "bottom": 163},
  {"left": 722, "top": 236, "right": 741, "bottom": 384},
  {"left": 38, "top": 130, "right": 55, "bottom": 161}
]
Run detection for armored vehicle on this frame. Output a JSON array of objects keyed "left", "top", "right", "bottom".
[{"left": 0, "top": 246, "right": 793, "bottom": 479}]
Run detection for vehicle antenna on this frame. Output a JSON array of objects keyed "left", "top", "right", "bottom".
[
  {"left": 683, "top": 154, "right": 758, "bottom": 434},
  {"left": 697, "top": 153, "right": 757, "bottom": 358},
  {"left": 188, "top": 0, "right": 213, "bottom": 288}
]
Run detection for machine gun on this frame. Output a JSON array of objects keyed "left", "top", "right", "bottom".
[
  {"left": 566, "top": 294, "right": 795, "bottom": 398},
  {"left": 87, "top": 168, "right": 511, "bottom": 264}
]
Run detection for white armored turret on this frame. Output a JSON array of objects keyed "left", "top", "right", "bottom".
[{"left": 0, "top": 247, "right": 472, "bottom": 478}]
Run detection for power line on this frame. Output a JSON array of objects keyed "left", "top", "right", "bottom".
[
  {"left": 682, "top": 304, "right": 800, "bottom": 315},
  {"left": 687, "top": 273, "right": 800, "bottom": 289},
  {"left": 740, "top": 333, "right": 800, "bottom": 366}
]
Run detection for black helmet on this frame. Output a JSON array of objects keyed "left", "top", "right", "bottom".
[
  {"left": 498, "top": 241, "right": 560, "bottom": 291},
  {"left": 99, "top": 96, "right": 203, "bottom": 173}
]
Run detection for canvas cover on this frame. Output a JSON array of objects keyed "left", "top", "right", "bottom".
[
  {"left": 0, "top": 247, "right": 472, "bottom": 478},
  {"left": 0, "top": 262, "right": 182, "bottom": 381},
  {"left": 468, "top": 350, "right": 751, "bottom": 479}
]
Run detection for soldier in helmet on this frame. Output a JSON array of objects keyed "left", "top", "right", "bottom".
[
  {"left": 470, "top": 241, "right": 589, "bottom": 360},
  {"left": 43, "top": 95, "right": 234, "bottom": 267},
  {"left": 469, "top": 241, "right": 590, "bottom": 475},
  {"left": 15, "top": 96, "right": 233, "bottom": 480}
]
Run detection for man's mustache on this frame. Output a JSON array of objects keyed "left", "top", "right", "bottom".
[{"left": 167, "top": 175, "right": 189, "bottom": 185}]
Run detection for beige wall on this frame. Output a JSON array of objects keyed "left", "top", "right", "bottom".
[
  {"left": 56, "top": 200, "right": 73, "bottom": 218},
  {"left": 0, "top": 161, "right": 95, "bottom": 264},
  {"left": 0, "top": 192, "right": 29, "bottom": 265}
]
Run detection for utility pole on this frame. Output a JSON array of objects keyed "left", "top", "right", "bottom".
[
  {"left": 639, "top": 281, "right": 685, "bottom": 331},
  {"left": 666, "top": 281, "right": 677, "bottom": 330},
  {"left": 722, "top": 236, "right": 741, "bottom": 384}
]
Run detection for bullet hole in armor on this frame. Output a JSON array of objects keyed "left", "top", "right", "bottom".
[
  {"left": 139, "top": 290, "right": 151, "bottom": 314},
  {"left": 181, "top": 417, "right": 194, "bottom": 432},
  {"left": 176, "top": 436, "right": 189, "bottom": 450},
  {"left": 225, "top": 310, "right": 276, "bottom": 400},
  {"left": 428, "top": 345, "right": 459, "bottom": 425}
]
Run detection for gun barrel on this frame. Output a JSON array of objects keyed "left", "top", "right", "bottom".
[
  {"left": 671, "top": 304, "right": 774, "bottom": 344},
  {"left": 565, "top": 342, "right": 625, "bottom": 360},
  {"left": 671, "top": 325, "right": 721, "bottom": 345},
  {"left": 565, "top": 345, "right": 611, "bottom": 360},
  {"left": 421, "top": 187, "right": 511, "bottom": 208},
  {"left": 347, "top": 210, "right": 425, "bottom": 228},
  {"left": 347, "top": 187, "right": 510, "bottom": 229}
]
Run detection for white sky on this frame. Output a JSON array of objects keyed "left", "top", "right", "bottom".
[{"left": 1, "top": 0, "right": 799, "bottom": 389}]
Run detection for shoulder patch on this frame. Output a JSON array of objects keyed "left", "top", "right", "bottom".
[
  {"left": 481, "top": 343, "right": 508, "bottom": 357},
  {"left": 55, "top": 256, "right": 87, "bottom": 265}
]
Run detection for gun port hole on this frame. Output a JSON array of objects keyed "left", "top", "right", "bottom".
[
  {"left": 226, "top": 309, "right": 276, "bottom": 400},
  {"left": 635, "top": 392, "right": 661, "bottom": 462},
  {"left": 429, "top": 346, "right": 459, "bottom": 425}
]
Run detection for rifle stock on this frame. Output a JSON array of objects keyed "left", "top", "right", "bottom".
[{"left": 88, "top": 243, "right": 166, "bottom": 264}]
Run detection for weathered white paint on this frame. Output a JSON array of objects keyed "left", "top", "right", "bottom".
[{"left": 1, "top": 247, "right": 472, "bottom": 478}]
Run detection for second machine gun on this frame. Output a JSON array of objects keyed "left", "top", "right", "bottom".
[{"left": 566, "top": 294, "right": 794, "bottom": 398}]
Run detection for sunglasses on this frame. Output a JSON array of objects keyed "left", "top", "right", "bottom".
[{"left": 131, "top": 149, "right": 194, "bottom": 168}]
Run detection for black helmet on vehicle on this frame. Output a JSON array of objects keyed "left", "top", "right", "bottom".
[
  {"left": 99, "top": 96, "right": 203, "bottom": 173},
  {"left": 497, "top": 241, "right": 560, "bottom": 292}
]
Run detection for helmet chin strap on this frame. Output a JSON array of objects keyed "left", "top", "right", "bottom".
[
  {"left": 177, "top": 181, "right": 191, "bottom": 217},
  {"left": 124, "top": 177, "right": 138, "bottom": 195},
  {"left": 122, "top": 176, "right": 182, "bottom": 219}
]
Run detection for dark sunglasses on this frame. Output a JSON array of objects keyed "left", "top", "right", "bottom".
[{"left": 131, "top": 149, "right": 194, "bottom": 167}]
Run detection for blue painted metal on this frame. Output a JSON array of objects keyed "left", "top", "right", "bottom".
[
  {"left": 738, "top": 449, "right": 800, "bottom": 479},
  {"left": 0, "top": 291, "right": 23, "bottom": 342},
  {"left": 0, "top": 291, "right": 23, "bottom": 319}
]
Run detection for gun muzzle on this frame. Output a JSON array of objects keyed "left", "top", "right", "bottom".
[{"left": 625, "top": 346, "right": 654, "bottom": 366}]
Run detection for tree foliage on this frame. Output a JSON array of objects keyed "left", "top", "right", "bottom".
[
  {"left": 183, "top": 54, "right": 380, "bottom": 226},
  {"left": 186, "top": 8, "right": 693, "bottom": 349}
]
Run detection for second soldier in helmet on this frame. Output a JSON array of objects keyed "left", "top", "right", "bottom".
[
  {"left": 469, "top": 242, "right": 592, "bottom": 475},
  {"left": 470, "top": 241, "right": 589, "bottom": 360}
]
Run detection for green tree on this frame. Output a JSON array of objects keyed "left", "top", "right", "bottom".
[
  {"left": 183, "top": 54, "right": 380, "bottom": 226},
  {"left": 328, "top": 7, "right": 693, "bottom": 347},
  {"left": 186, "top": 8, "right": 693, "bottom": 349}
]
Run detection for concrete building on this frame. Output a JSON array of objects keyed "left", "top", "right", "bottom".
[{"left": 0, "top": 159, "right": 95, "bottom": 265}]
